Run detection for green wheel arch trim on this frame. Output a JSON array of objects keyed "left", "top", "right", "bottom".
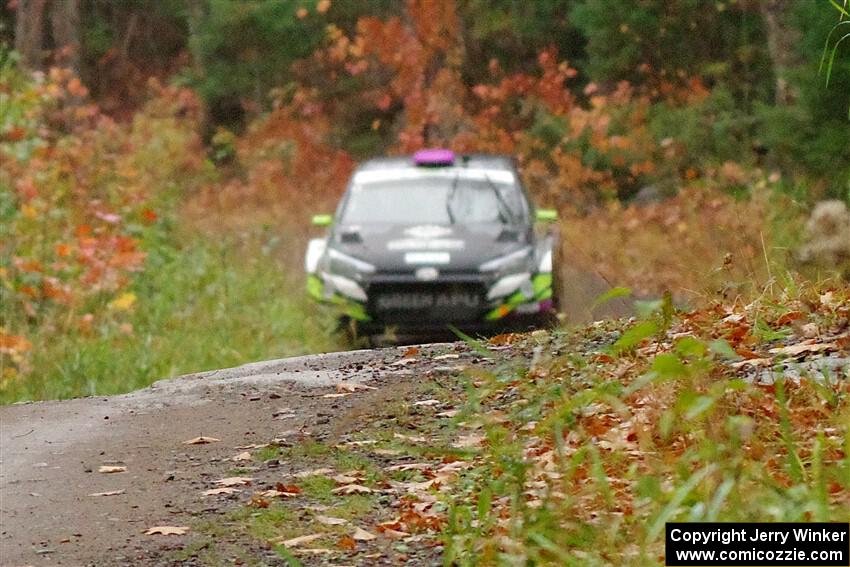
[
  {"left": 335, "top": 298, "right": 370, "bottom": 321},
  {"left": 533, "top": 273, "right": 552, "bottom": 295}
]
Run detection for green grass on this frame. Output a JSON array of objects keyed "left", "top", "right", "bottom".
[
  {"left": 299, "top": 475, "right": 337, "bottom": 502},
  {"left": 441, "top": 288, "right": 850, "bottom": 566},
  {"left": 1, "top": 232, "right": 343, "bottom": 403}
]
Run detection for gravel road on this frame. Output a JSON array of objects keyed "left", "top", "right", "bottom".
[{"left": 1, "top": 346, "right": 455, "bottom": 566}]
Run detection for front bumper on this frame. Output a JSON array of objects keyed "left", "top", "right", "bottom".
[{"left": 307, "top": 271, "right": 553, "bottom": 331}]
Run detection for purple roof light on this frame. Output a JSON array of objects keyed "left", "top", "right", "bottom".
[{"left": 413, "top": 148, "right": 455, "bottom": 166}]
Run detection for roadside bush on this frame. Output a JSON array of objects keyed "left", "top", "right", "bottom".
[
  {"left": 0, "top": 61, "right": 341, "bottom": 401},
  {"left": 1, "top": 61, "right": 203, "bottom": 384},
  {"left": 560, "top": 182, "right": 806, "bottom": 303},
  {"left": 647, "top": 87, "right": 757, "bottom": 181}
]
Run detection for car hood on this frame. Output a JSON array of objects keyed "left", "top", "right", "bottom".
[{"left": 330, "top": 223, "right": 529, "bottom": 273}]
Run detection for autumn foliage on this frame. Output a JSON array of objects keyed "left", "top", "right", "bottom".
[
  {"left": 1, "top": 64, "right": 201, "bottom": 379},
  {"left": 1, "top": 0, "right": 846, "bottom": 397}
]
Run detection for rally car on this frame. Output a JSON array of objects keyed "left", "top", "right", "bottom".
[{"left": 304, "top": 149, "right": 560, "bottom": 340}]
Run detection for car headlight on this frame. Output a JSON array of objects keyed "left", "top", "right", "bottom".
[
  {"left": 326, "top": 248, "right": 375, "bottom": 279},
  {"left": 487, "top": 272, "right": 533, "bottom": 300},
  {"left": 479, "top": 246, "right": 533, "bottom": 273},
  {"left": 322, "top": 272, "right": 368, "bottom": 302}
]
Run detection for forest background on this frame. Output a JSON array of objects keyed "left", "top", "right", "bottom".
[{"left": 1, "top": 0, "right": 848, "bottom": 403}]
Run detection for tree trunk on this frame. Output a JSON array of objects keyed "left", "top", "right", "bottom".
[
  {"left": 185, "top": 0, "right": 207, "bottom": 71},
  {"left": 14, "top": 0, "right": 48, "bottom": 69},
  {"left": 50, "top": 0, "right": 81, "bottom": 73},
  {"left": 759, "top": 0, "right": 803, "bottom": 105},
  {"left": 14, "top": 0, "right": 80, "bottom": 72}
]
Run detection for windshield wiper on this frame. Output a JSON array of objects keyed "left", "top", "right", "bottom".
[
  {"left": 445, "top": 171, "right": 460, "bottom": 224},
  {"left": 483, "top": 173, "right": 516, "bottom": 225}
]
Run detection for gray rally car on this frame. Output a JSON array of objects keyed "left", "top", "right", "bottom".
[{"left": 305, "top": 149, "right": 559, "bottom": 339}]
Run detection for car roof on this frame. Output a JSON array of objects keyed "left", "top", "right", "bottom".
[{"left": 356, "top": 153, "right": 517, "bottom": 172}]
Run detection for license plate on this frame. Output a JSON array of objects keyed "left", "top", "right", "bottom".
[{"left": 376, "top": 291, "right": 481, "bottom": 311}]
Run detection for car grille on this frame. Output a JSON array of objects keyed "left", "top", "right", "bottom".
[{"left": 367, "top": 282, "right": 487, "bottom": 324}]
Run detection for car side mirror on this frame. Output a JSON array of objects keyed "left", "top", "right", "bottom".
[
  {"left": 535, "top": 209, "right": 558, "bottom": 223},
  {"left": 311, "top": 214, "right": 333, "bottom": 227}
]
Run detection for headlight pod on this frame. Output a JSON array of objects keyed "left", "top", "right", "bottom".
[
  {"left": 479, "top": 246, "right": 533, "bottom": 273},
  {"left": 305, "top": 238, "right": 327, "bottom": 274},
  {"left": 322, "top": 272, "right": 368, "bottom": 302},
  {"left": 327, "top": 248, "right": 376, "bottom": 278},
  {"left": 537, "top": 249, "right": 552, "bottom": 273},
  {"left": 487, "top": 271, "right": 533, "bottom": 300}
]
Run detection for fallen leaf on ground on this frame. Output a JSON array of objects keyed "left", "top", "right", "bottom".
[
  {"left": 414, "top": 399, "right": 441, "bottom": 407},
  {"left": 769, "top": 342, "right": 836, "bottom": 356},
  {"left": 234, "top": 443, "right": 268, "bottom": 450},
  {"left": 250, "top": 495, "right": 270, "bottom": 508},
  {"left": 436, "top": 409, "right": 459, "bottom": 418},
  {"left": 202, "top": 487, "right": 240, "bottom": 496},
  {"left": 336, "top": 382, "right": 377, "bottom": 393},
  {"left": 215, "top": 476, "right": 253, "bottom": 487},
  {"left": 275, "top": 482, "right": 302, "bottom": 494},
  {"left": 394, "top": 433, "right": 428, "bottom": 444},
  {"left": 293, "top": 467, "right": 334, "bottom": 478},
  {"left": 338, "top": 535, "right": 357, "bottom": 550},
  {"left": 433, "top": 353, "right": 460, "bottom": 360},
  {"left": 331, "top": 474, "right": 360, "bottom": 484},
  {"left": 316, "top": 515, "right": 348, "bottom": 526},
  {"left": 338, "top": 440, "right": 377, "bottom": 448},
  {"left": 390, "top": 479, "right": 438, "bottom": 492},
  {"left": 820, "top": 291, "right": 838, "bottom": 308},
  {"left": 277, "top": 533, "right": 324, "bottom": 548},
  {"left": 489, "top": 333, "right": 519, "bottom": 345},
  {"left": 402, "top": 346, "right": 420, "bottom": 357},
  {"left": 295, "top": 548, "right": 335, "bottom": 556},
  {"left": 391, "top": 358, "right": 418, "bottom": 366},
  {"left": 183, "top": 436, "right": 219, "bottom": 445},
  {"left": 372, "top": 448, "right": 402, "bottom": 456},
  {"left": 376, "top": 519, "right": 405, "bottom": 531},
  {"left": 98, "top": 466, "right": 126, "bottom": 474},
  {"left": 340, "top": 468, "right": 366, "bottom": 477},
  {"left": 322, "top": 393, "right": 350, "bottom": 399},
  {"left": 231, "top": 451, "right": 252, "bottom": 462},
  {"left": 144, "top": 526, "right": 188, "bottom": 536},
  {"left": 384, "top": 463, "right": 431, "bottom": 472},
  {"left": 801, "top": 323, "right": 819, "bottom": 338},
  {"left": 731, "top": 358, "right": 773, "bottom": 369},
  {"left": 88, "top": 490, "right": 125, "bottom": 497},
  {"left": 453, "top": 433, "right": 485, "bottom": 448},
  {"left": 259, "top": 489, "right": 296, "bottom": 499},
  {"left": 352, "top": 527, "right": 376, "bottom": 541},
  {"left": 331, "top": 484, "right": 374, "bottom": 495},
  {"left": 259, "top": 483, "right": 300, "bottom": 498}
]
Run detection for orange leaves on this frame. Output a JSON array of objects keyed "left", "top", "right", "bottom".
[
  {"left": 0, "top": 333, "right": 32, "bottom": 355},
  {"left": 55, "top": 243, "right": 72, "bottom": 257},
  {"left": 3, "top": 69, "right": 208, "bottom": 388},
  {"left": 66, "top": 77, "right": 89, "bottom": 98}
]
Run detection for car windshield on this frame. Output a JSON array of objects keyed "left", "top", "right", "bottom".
[{"left": 340, "top": 167, "right": 525, "bottom": 225}]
